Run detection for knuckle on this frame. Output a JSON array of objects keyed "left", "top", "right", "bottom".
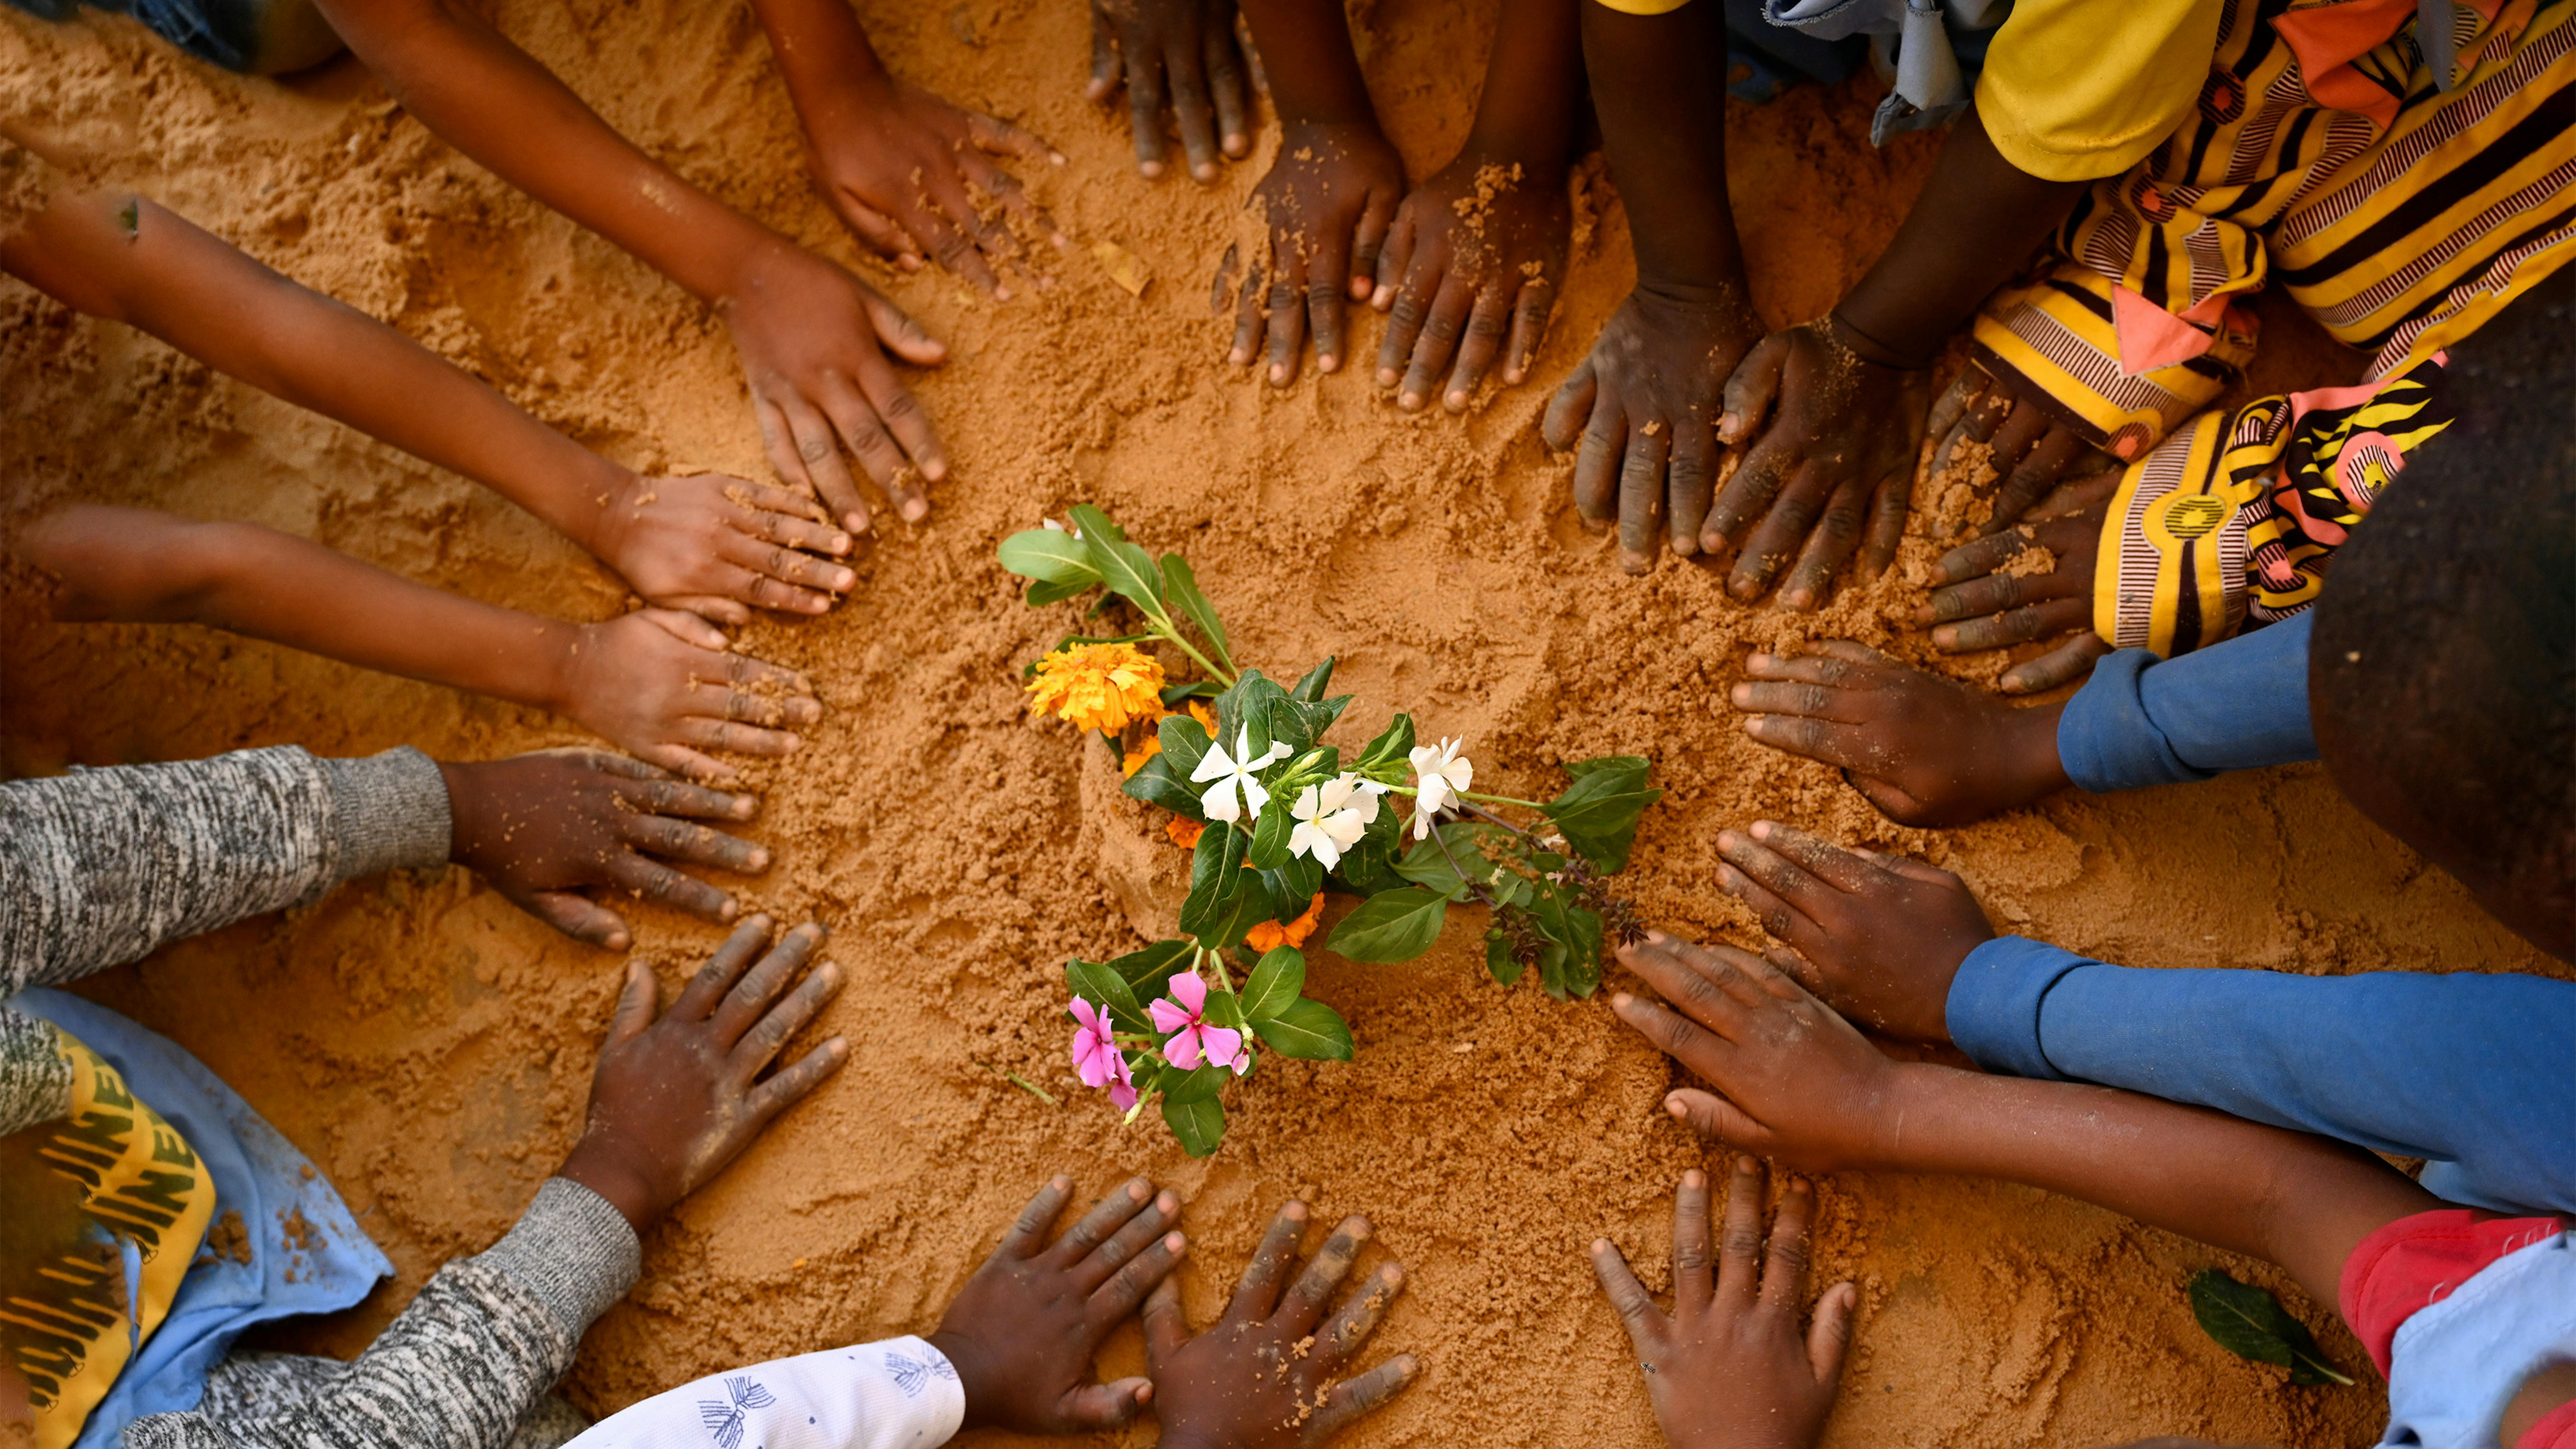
[{"left": 797, "top": 433, "right": 836, "bottom": 464}]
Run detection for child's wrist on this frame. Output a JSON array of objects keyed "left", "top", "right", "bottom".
[
  {"left": 539, "top": 620, "right": 596, "bottom": 719},
  {"left": 1825, "top": 308, "right": 1928, "bottom": 371},
  {"left": 556, "top": 1127, "right": 675, "bottom": 1236},
  {"left": 921, "top": 1329, "right": 999, "bottom": 1428},
  {"left": 583, "top": 467, "right": 655, "bottom": 569}
]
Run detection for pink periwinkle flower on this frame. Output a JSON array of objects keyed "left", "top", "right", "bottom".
[
  {"left": 1069, "top": 998, "right": 1138, "bottom": 1109},
  {"left": 1147, "top": 973, "right": 1245, "bottom": 1072}
]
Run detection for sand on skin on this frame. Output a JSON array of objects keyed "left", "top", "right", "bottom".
[{"left": 3, "top": 2, "right": 2562, "bottom": 1444}]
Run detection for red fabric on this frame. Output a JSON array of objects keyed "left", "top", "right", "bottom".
[
  {"left": 2519, "top": 1398, "right": 2576, "bottom": 1449},
  {"left": 2339, "top": 1210, "right": 2568, "bottom": 1375}
]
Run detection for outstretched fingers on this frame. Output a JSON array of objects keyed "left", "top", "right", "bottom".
[
  {"left": 1670, "top": 1167, "right": 1713, "bottom": 1313},
  {"left": 1315, "top": 1260, "right": 1405, "bottom": 1364},
  {"left": 1760, "top": 1175, "right": 1817, "bottom": 1312},
  {"left": 2000, "top": 632, "right": 2112, "bottom": 695},
  {"left": 1808, "top": 1280, "right": 1861, "bottom": 1385},
  {"left": 726, "top": 956, "right": 842, "bottom": 1083},
  {"left": 710, "top": 919, "right": 822, "bottom": 1041},
  {"left": 1227, "top": 1200, "right": 1313, "bottom": 1321},
  {"left": 1086, "top": 1224, "right": 1187, "bottom": 1327},
  {"left": 999, "top": 1174, "right": 1075, "bottom": 1258},
  {"left": 1714, "top": 1154, "right": 1768, "bottom": 1307},
  {"left": 1274, "top": 1215, "right": 1371, "bottom": 1336},
  {"left": 1070, "top": 1186, "right": 1182, "bottom": 1295},
  {"left": 1047, "top": 1178, "right": 1158, "bottom": 1269},
  {"left": 672, "top": 914, "right": 776, "bottom": 1020},
  {"left": 602, "top": 851, "right": 734, "bottom": 922},
  {"left": 525, "top": 890, "right": 634, "bottom": 951},
  {"left": 1588, "top": 1238, "right": 1665, "bottom": 1347},
  {"left": 1311, "top": 1354, "right": 1421, "bottom": 1441}
]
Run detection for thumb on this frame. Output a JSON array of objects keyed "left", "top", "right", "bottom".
[
  {"left": 1141, "top": 1274, "right": 1191, "bottom": 1369},
  {"left": 1664, "top": 1088, "right": 1773, "bottom": 1151},
  {"left": 1808, "top": 1280, "right": 1859, "bottom": 1385},
  {"left": 516, "top": 889, "right": 634, "bottom": 952},
  {"left": 1717, "top": 332, "right": 1788, "bottom": 445},
  {"left": 1059, "top": 1378, "right": 1152, "bottom": 1429},
  {"left": 608, "top": 958, "right": 658, "bottom": 1042},
  {"left": 863, "top": 290, "right": 948, "bottom": 366},
  {"left": 639, "top": 606, "right": 730, "bottom": 651},
  {"left": 829, "top": 190, "right": 922, "bottom": 267}
]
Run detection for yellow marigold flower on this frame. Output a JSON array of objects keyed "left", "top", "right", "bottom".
[
  {"left": 1121, "top": 734, "right": 1163, "bottom": 778},
  {"left": 1166, "top": 818, "right": 1205, "bottom": 849},
  {"left": 1027, "top": 642, "right": 1165, "bottom": 733},
  {"left": 1246, "top": 893, "right": 1325, "bottom": 952}
]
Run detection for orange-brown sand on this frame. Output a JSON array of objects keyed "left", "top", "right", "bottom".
[{"left": 6, "top": 2, "right": 2564, "bottom": 1444}]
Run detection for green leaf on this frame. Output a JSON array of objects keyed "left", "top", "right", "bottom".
[
  {"left": 1107, "top": 940, "right": 1195, "bottom": 998},
  {"left": 1562, "top": 907, "right": 1604, "bottom": 999},
  {"left": 1324, "top": 886, "right": 1450, "bottom": 963},
  {"left": 2186, "top": 1270, "right": 2355, "bottom": 1387},
  {"left": 1242, "top": 948, "right": 1306, "bottom": 1022},
  {"left": 1067, "top": 505, "right": 1166, "bottom": 617},
  {"left": 1542, "top": 757, "right": 1664, "bottom": 873},
  {"left": 1484, "top": 928, "right": 1525, "bottom": 987},
  {"left": 1563, "top": 754, "right": 1648, "bottom": 779},
  {"left": 1536, "top": 941, "right": 1571, "bottom": 999},
  {"left": 1161, "top": 680, "right": 1224, "bottom": 705},
  {"left": 1259, "top": 852, "right": 1323, "bottom": 920},
  {"left": 1247, "top": 796, "right": 1293, "bottom": 870},
  {"left": 1213, "top": 669, "right": 1286, "bottom": 755},
  {"left": 1025, "top": 576, "right": 1091, "bottom": 606},
  {"left": 998, "top": 527, "right": 1101, "bottom": 586},
  {"left": 1354, "top": 713, "right": 1416, "bottom": 772},
  {"left": 1395, "top": 822, "right": 1501, "bottom": 901},
  {"left": 1179, "top": 823, "right": 1249, "bottom": 938},
  {"left": 1122, "top": 750, "right": 1204, "bottom": 819},
  {"left": 1332, "top": 833, "right": 1405, "bottom": 896},
  {"left": 1253, "top": 998, "right": 1354, "bottom": 1060},
  {"left": 1192, "top": 880, "right": 1279, "bottom": 952},
  {"left": 1157, "top": 710, "right": 1213, "bottom": 781},
  {"left": 1289, "top": 658, "right": 1336, "bottom": 702},
  {"left": 1160, "top": 1059, "right": 1232, "bottom": 1102},
  {"left": 1065, "top": 959, "right": 1148, "bottom": 1032},
  {"left": 1162, "top": 1094, "right": 1226, "bottom": 1157},
  {"left": 1159, "top": 554, "right": 1236, "bottom": 674}
]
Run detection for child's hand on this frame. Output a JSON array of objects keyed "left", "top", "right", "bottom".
[
  {"left": 797, "top": 75, "right": 1065, "bottom": 297},
  {"left": 557, "top": 916, "right": 847, "bottom": 1232},
  {"left": 1727, "top": 641, "right": 2070, "bottom": 826},
  {"left": 1609, "top": 933, "right": 1900, "bottom": 1175},
  {"left": 556, "top": 608, "right": 820, "bottom": 784},
  {"left": 1225, "top": 120, "right": 1406, "bottom": 386},
  {"left": 1088, "top": 0, "right": 1252, "bottom": 181},
  {"left": 1924, "top": 362, "right": 2114, "bottom": 538},
  {"left": 1709, "top": 319, "right": 1930, "bottom": 607},
  {"left": 438, "top": 748, "right": 770, "bottom": 950},
  {"left": 595, "top": 473, "right": 856, "bottom": 624},
  {"left": 928, "top": 1174, "right": 1189, "bottom": 1432},
  {"left": 1713, "top": 821, "right": 1992, "bottom": 1043},
  {"left": 1914, "top": 472, "right": 2117, "bottom": 695},
  {"left": 722, "top": 242, "right": 949, "bottom": 534},
  {"left": 1143, "top": 1202, "right": 1420, "bottom": 1447},
  {"left": 1370, "top": 148, "right": 1568, "bottom": 413},
  {"left": 1588, "top": 1160, "right": 1856, "bottom": 1449},
  {"left": 1540, "top": 285, "right": 1762, "bottom": 575}
]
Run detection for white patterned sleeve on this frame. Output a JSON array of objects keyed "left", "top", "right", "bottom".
[{"left": 564, "top": 1336, "right": 964, "bottom": 1449}]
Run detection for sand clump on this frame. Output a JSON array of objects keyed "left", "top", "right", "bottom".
[{"left": 4, "top": 2, "right": 2562, "bottom": 1445}]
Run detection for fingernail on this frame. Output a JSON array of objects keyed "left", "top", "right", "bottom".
[
  {"left": 827, "top": 1036, "right": 851, "bottom": 1058},
  {"left": 1399, "top": 391, "right": 1421, "bottom": 410},
  {"left": 1729, "top": 684, "right": 1751, "bottom": 704},
  {"left": 1445, "top": 390, "right": 1468, "bottom": 410},
  {"left": 846, "top": 513, "right": 870, "bottom": 534},
  {"left": 1785, "top": 588, "right": 1814, "bottom": 610},
  {"left": 1376, "top": 367, "right": 1399, "bottom": 386},
  {"left": 1128, "top": 1179, "right": 1150, "bottom": 1201},
  {"left": 1382, "top": 1263, "right": 1404, "bottom": 1285},
  {"left": 1933, "top": 627, "right": 1957, "bottom": 648},
  {"left": 828, "top": 533, "right": 852, "bottom": 554},
  {"left": 747, "top": 848, "right": 771, "bottom": 870},
  {"left": 1748, "top": 652, "right": 1772, "bottom": 667},
  {"left": 1752, "top": 820, "right": 1774, "bottom": 838},
  {"left": 902, "top": 497, "right": 930, "bottom": 523},
  {"left": 1590, "top": 1238, "right": 1612, "bottom": 1254},
  {"left": 1194, "top": 162, "right": 1217, "bottom": 181},
  {"left": 1682, "top": 1169, "right": 1706, "bottom": 1189},
  {"left": 1050, "top": 152, "right": 1068, "bottom": 166},
  {"left": 1284, "top": 1200, "right": 1310, "bottom": 1220},
  {"left": 1370, "top": 286, "right": 1392, "bottom": 308},
  {"left": 1645, "top": 929, "right": 1667, "bottom": 944},
  {"left": 1741, "top": 717, "right": 1766, "bottom": 736},
  {"left": 1611, "top": 992, "right": 1634, "bottom": 1010},
  {"left": 1666, "top": 1096, "right": 1689, "bottom": 1118},
  {"left": 832, "top": 570, "right": 855, "bottom": 590},
  {"left": 1167, "top": 1232, "right": 1187, "bottom": 1254},
  {"left": 994, "top": 284, "right": 1013, "bottom": 301},
  {"left": 1270, "top": 364, "right": 1287, "bottom": 383},
  {"left": 1157, "top": 1190, "right": 1179, "bottom": 1213},
  {"left": 1318, "top": 354, "right": 1339, "bottom": 373},
  {"left": 1738, "top": 1155, "right": 1758, "bottom": 1172},
  {"left": 1140, "top": 159, "right": 1164, "bottom": 178},
  {"left": 1054, "top": 1173, "right": 1075, "bottom": 1190},
  {"left": 605, "top": 930, "right": 632, "bottom": 951}
]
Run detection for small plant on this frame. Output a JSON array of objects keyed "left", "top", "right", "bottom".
[{"left": 1001, "top": 505, "right": 1663, "bottom": 1155}]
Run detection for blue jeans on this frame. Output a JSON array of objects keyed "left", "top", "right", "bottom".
[
  {"left": 1947, "top": 936, "right": 2576, "bottom": 1215},
  {"left": 2057, "top": 612, "right": 2318, "bottom": 792}
]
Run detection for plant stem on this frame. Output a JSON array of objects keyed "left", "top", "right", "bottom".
[
  {"left": 1428, "top": 820, "right": 1502, "bottom": 912},
  {"left": 1464, "top": 791, "right": 1549, "bottom": 811},
  {"left": 1150, "top": 617, "right": 1237, "bottom": 689},
  {"left": 1460, "top": 800, "right": 1538, "bottom": 837}
]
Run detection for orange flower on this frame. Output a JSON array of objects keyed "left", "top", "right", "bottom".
[
  {"left": 1027, "top": 642, "right": 1165, "bottom": 733},
  {"left": 1166, "top": 818, "right": 1205, "bottom": 849},
  {"left": 1246, "top": 893, "right": 1325, "bottom": 952},
  {"left": 1121, "top": 734, "right": 1162, "bottom": 778}
]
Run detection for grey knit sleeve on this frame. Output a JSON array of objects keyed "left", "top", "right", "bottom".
[
  {"left": 0, "top": 1005, "right": 71, "bottom": 1138},
  {"left": 120, "top": 1180, "right": 640, "bottom": 1449},
  {"left": 0, "top": 745, "right": 451, "bottom": 996}
]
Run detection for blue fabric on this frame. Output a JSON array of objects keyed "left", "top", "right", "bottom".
[
  {"left": 15, "top": 990, "right": 391, "bottom": 1448},
  {"left": 2057, "top": 613, "right": 2319, "bottom": 793},
  {"left": 0, "top": 0, "right": 254, "bottom": 71},
  {"left": 1945, "top": 938, "right": 2576, "bottom": 1215},
  {"left": 1723, "top": 0, "right": 1866, "bottom": 100},
  {"left": 2379, "top": 1228, "right": 2576, "bottom": 1448}
]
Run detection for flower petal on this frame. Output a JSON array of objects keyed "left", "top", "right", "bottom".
[
  {"left": 1199, "top": 1024, "right": 1245, "bottom": 1071},
  {"left": 1200, "top": 780, "right": 1243, "bottom": 822},
  {"left": 1191, "top": 742, "right": 1236, "bottom": 784},
  {"left": 1109, "top": 1079, "right": 1138, "bottom": 1111},
  {"left": 1147, "top": 997, "right": 1194, "bottom": 1033},
  {"left": 1164, "top": 1028, "right": 1204, "bottom": 1070},
  {"left": 1168, "top": 971, "right": 1209, "bottom": 1015}
]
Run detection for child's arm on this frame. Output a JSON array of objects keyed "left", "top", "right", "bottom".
[
  {"left": 1226, "top": 0, "right": 1406, "bottom": 385},
  {"left": 1609, "top": 932, "right": 2442, "bottom": 1306},
  {"left": 125, "top": 917, "right": 847, "bottom": 1449},
  {"left": 563, "top": 1172, "right": 1189, "bottom": 1445},
  {"left": 1589, "top": 1159, "right": 1855, "bottom": 1449},
  {"left": 1, "top": 190, "right": 855, "bottom": 622},
  {"left": 1704, "top": 113, "right": 2090, "bottom": 607},
  {"left": 310, "top": 0, "right": 949, "bottom": 534},
  {"left": 747, "top": 0, "right": 1064, "bottom": 297},
  {"left": 21, "top": 506, "right": 817, "bottom": 784},
  {"left": 1143, "top": 1201, "right": 1418, "bottom": 1446},
  {"left": 1370, "top": 0, "right": 1579, "bottom": 413},
  {"left": 1087, "top": 0, "right": 1252, "bottom": 181},
  {"left": 1538, "top": 0, "right": 1762, "bottom": 576}
]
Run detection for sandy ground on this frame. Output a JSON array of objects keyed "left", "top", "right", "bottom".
[{"left": 5, "top": 2, "right": 2566, "bottom": 1444}]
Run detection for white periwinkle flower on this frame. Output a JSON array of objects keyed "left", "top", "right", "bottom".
[
  {"left": 1287, "top": 775, "right": 1379, "bottom": 869},
  {"left": 1192, "top": 726, "right": 1290, "bottom": 823},
  {"left": 1408, "top": 737, "right": 1474, "bottom": 839},
  {"left": 1039, "top": 516, "right": 1082, "bottom": 539}
]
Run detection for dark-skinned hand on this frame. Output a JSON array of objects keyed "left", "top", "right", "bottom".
[
  {"left": 1710, "top": 317, "right": 1929, "bottom": 608},
  {"left": 724, "top": 239, "right": 949, "bottom": 535},
  {"left": 1609, "top": 933, "right": 1901, "bottom": 1176},
  {"left": 1727, "top": 640, "right": 2071, "bottom": 826},
  {"left": 1589, "top": 1159, "right": 1856, "bottom": 1449},
  {"left": 1144, "top": 1201, "right": 1420, "bottom": 1447},
  {"left": 1089, "top": 0, "right": 1252, "bottom": 181},
  {"left": 1370, "top": 147, "right": 1568, "bottom": 413},
  {"left": 437, "top": 748, "right": 771, "bottom": 950},
  {"left": 1541, "top": 284, "right": 1763, "bottom": 574},
  {"left": 1922, "top": 361, "right": 2115, "bottom": 538},
  {"left": 556, "top": 916, "right": 848, "bottom": 1234},
  {"left": 929, "top": 1174, "right": 1189, "bottom": 1432},
  {"left": 797, "top": 72, "right": 1065, "bottom": 297},
  {"left": 1713, "top": 820, "right": 1994, "bottom": 1043},
  {"left": 557, "top": 608, "right": 821, "bottom": 785},
  {"left": 1223, "top": 119, "right": 1405, "bottom": 385},
  {"left": 1916, "top": 471, "right": 2117, "bottom": 694},
  {"left": 596, "top": 472, "right": 856, "bottom": 624}
]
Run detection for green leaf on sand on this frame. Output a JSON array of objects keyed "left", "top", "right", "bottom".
[
  {"left": 1162, "top": 1095, "right": 1226, "bottom": 1157},
  {"left": 1543, "top": 756, "right": 1663, "bottom": 873},
  {"left": 2186, "top": 1269, "right": 2355, "bottom": 1386},
  {"left": 1252, "top": 998, "right": 1354, "bottom": 1061},
  {"left": 1325, "top": 886, "right": 1449, "bottom": 963},
  {"left": 1241, "top": 947, "right": 1306, "bottom": 1022}
]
